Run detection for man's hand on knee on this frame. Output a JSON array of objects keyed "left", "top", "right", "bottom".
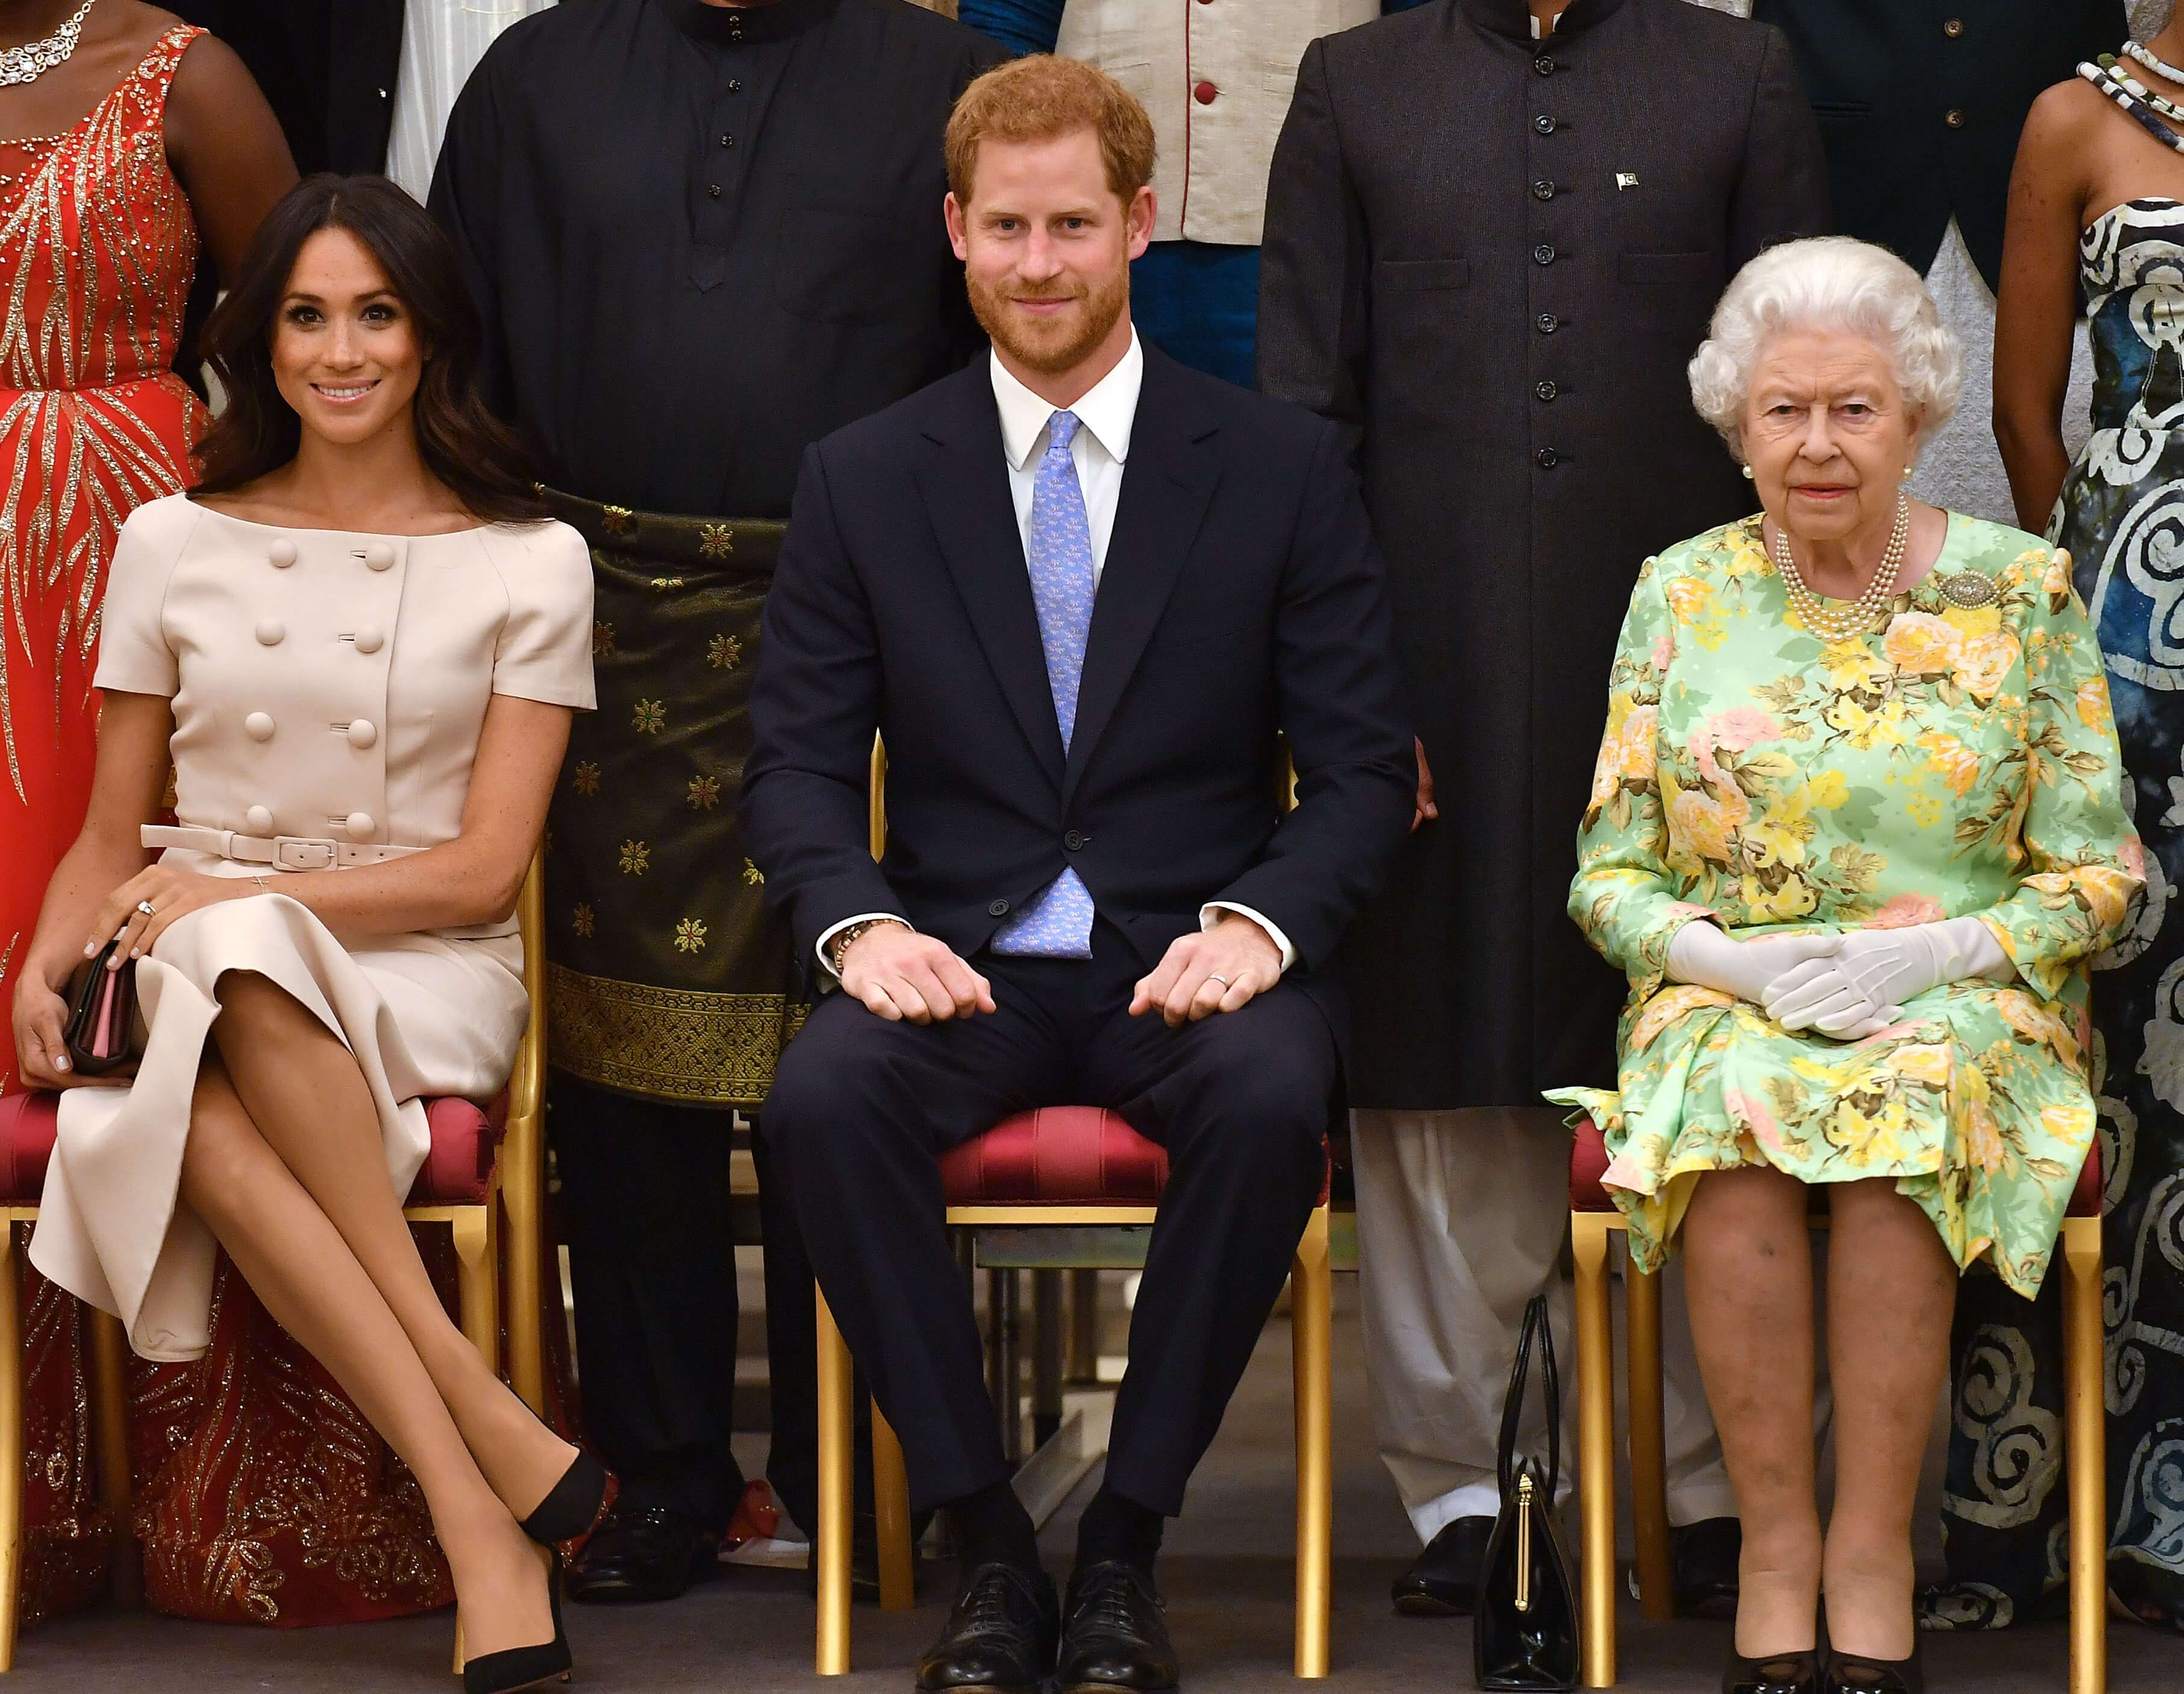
[
  {"left": 1130, "top": 916, "right": 1283, "bottom": 1027},
  {"left": 840, "top": 924, "right": 995, "bottom": 1024}
]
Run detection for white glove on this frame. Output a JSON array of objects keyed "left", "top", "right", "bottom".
[
  {"left": 1665, "top": 921, "right": 1842, "bottom": 1007},
  {"left": 1763, "top": 916, "right": 2011, "bottom": 1039}
]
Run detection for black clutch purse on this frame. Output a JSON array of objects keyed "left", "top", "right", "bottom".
[
  {"left": 1475, "top": 1294, "right": 1580, "bottom": 1692},
  {"left": 62, "top": 941, "right": 143, "bottom": 1077}
]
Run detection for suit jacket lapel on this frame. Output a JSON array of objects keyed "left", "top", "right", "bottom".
[
  {"left": 1063, "top": 349, "right": 1221, "bottom": 810},
  {"left": 915, "top": 367, "right": 1067, "bottom": 786}
]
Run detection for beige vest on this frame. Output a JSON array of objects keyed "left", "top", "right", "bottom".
[{"left": 1056, "top": 0, "right": 1378, "bottom": 245}]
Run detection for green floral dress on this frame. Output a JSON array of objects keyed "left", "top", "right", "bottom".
[{"left": 1547, "top": 514, "right": 2144, "bottom": 1297}]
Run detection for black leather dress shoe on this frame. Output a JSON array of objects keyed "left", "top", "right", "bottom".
[
  {"left": 1672, "top": 1517, "right": 1743, "bottom": 1617},
  {"left": 916, "top": 1561, "right": 1059, "bottom": 1692},
  {"left": 1391, "top": 1515, "right": 1495, "bottom": 1616},
  {"left": 566, "top": 1503, "right": 718, "bottom": 1604},
  {"left": 1054, "top": 1559, "right": 1179, "bottom": 1692}
]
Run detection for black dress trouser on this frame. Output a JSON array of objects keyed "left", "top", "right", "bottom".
[
  {"left": 760, "top": 920, "right": 1333, "bottom": 1517},
  {"left": 552, "top": 1077, "right": 836, "bottom": 1534}
]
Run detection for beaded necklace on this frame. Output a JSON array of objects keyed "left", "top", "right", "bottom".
[
  {"left": 1768, "top": 492, "right": 1910, "bottom": 643},
  {"left": 2080, "top": 56, "right": 2184, "bottom": 156}
]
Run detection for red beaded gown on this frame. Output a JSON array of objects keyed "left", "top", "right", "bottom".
[{"left": 0, "top": 27, "right": 458, "bottom": 1630}]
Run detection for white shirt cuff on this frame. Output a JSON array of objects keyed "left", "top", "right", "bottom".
[
  {"left": 815, "top": 912, "right": 912, "bottom": 980},
  {"left": 1200, "top": 902, "right": 1298, "bottom": 973}
]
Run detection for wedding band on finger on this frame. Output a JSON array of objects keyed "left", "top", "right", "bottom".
[
  {"left": 135, "top": 901, "right": 157, "bottom": 917},
  {"left": 1208, "top": 974, "right": 1230, "bottom": 987}
]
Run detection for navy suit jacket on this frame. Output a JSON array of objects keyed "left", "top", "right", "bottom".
[{"left": 743, "top": 343, "right": 1415, "bottom": 1035}]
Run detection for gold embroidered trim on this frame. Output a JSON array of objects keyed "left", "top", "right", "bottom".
[{"left": 546, "top": 964, "right": 806, "bottom": 1105}]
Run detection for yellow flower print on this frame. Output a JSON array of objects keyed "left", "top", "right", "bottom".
[
  {"left": 1722, "top": 530, "right": 1769, "bottom": 578},
  {"left": 1941, "top": 604, "right": 2001, "bottom": 642},
  {"left": 1995, "top": 988, "right": 2082, "bottom": 1070},
  {"left": 1962, "top": 1098, "right": 2006, "bottom": 1174},
  {"left": 2038, "top": 1100, "right": 2095, "bottom": 1149},
  {"left": 1825, "top": 696, "right": 1906, "bottom": 749},
  {"left": 1805, "top": 770, "right": 1848, "bottom": 810},
  {"left": 1746, "top": 792, "right": 1816, "bottom": 869},
  {"left": 1819, "top": 639, "right": 1889, "bottom": 692},
  {"left": 1741, "top": 872, "right": 1818, "bottom": 924},
  {"left": 2038, "top": 550, "right": 2073, "bottom": 599},
  {"left": 1887, "top": 1045, "right": 1952, "bottom": 1088},
  {"left": 2076, "top": 675, "right": 2115, "bottom": 734},
  {"left": 2077, "top": 864, "right": 2138, "bottom": 934},
  {"left": 1916, "top": 731, "right": 1982, "bottom": 796},
  {"left": 1629, "top": 983, "right": 1736, "bottom": 1050},
  {"left": 1669, "top": 787, "right": 1745, "bottom": 865},
  {"left": 1882, "top": 611, "right": 1960, "bottom": 675},
  {"left": 1666, "top": 578, "right": 1714, "bottom": 625},
  {"left": 1951, "top": 630, "right": 2021, "bottom": 699},
  {"left": 1618, "top": 705, "right": 1659, "bottom": 783},
  {"left": 1826, "top": 1095, "right": 1909, "bottom": 1166}
]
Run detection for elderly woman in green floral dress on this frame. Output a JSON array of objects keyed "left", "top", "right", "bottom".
[{"left": 1550, "top": 237, "right": 2142, "bottom": 1694}]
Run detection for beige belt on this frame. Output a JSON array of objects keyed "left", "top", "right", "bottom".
[{"left": 143, "top": 825, "right": 427, "bottom": 872}]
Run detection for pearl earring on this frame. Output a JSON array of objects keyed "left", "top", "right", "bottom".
[{"left": 1741, "top": 464, "right": 1754, "bottom": 480}]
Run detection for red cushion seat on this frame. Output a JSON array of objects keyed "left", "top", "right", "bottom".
[
  {"left": 1568, "top": 1112, "right": 2103, "bottom": 1219},
  {"left": 0, "top": 1089, "right": 508, "bottom": 1208},
  {"left": 938, "top": 1107, "right": 1169, "bottom": 1207}
]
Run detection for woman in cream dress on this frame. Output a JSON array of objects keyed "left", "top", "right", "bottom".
[{"left": 7, "top": 176, "right": 599, "bottom": 1693}]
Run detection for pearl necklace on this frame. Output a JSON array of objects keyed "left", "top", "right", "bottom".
[
  {"left": 2125, "top": 38, "right": 2184, "bottom": 87},
  {"left": 0, "top": 0, "right": 96, "bottom": 89},
  {"left": 1769, "top": 492, "right": 1910, "bottom": 642}
]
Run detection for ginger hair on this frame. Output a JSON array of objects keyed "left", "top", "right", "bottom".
[{"left": 945, "top": 54, "right": 1156, "bottom": 208}]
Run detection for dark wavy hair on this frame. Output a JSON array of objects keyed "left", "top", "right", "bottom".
[{"left": 193, "top": 174, "right": 545, "bottom": 524}]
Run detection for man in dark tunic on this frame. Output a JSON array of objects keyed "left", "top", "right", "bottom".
[
  {"left": 431, "top": 0, "right": 1001, "bottom": 1602},
  {"left": 1258, "top": 0, "right": 1827, "bottom": 1617}
]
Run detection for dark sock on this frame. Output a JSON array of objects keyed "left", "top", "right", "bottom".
[
  {"left": 1074, "top": 1486, "right": 1164, "bottom": 1575},
  {"left": 947, "top": 1478, "right": 1040, "bottom": 1575}
]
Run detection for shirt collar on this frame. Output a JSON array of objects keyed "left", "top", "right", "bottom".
[
  {"left": 990, "top": 330, "right": 1143, "bottom": 474},
  {"left": 1459, "top": 0, "right": 1624, "bottom": 43},
  {"left": 658, "top": 0, "right": 838, "bottom": 46}
]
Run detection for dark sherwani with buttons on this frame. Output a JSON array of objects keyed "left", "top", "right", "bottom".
[
  {"left": 1257, "top": 0, "right": 1828, "bottom": 1107},
  {"left": 428, "top": 0, "right": 1002, "bottom": 1541}
]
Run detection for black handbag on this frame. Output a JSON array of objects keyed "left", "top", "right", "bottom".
[
  {"left": 62, "top": 941, "right": 143, "bottom": 1077},
  {"left": 1475, "top": 1293, "right": 1580, "bottom": 1691}
]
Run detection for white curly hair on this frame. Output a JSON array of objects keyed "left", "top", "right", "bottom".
[{"left": 1687, "top": 236, "right": 1962, "bottom": 461}]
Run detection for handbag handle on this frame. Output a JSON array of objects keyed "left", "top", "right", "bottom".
[{"left": 1495, "top": 1293, "right": 1562, "bottom": 1504}]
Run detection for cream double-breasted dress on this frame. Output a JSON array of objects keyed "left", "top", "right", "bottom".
[{"left": 28, "top": 495, "right": 594, "bottom": 1361}]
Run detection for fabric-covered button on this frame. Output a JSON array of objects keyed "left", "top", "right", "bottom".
[
  {"left": 1193, "top": 81, "right": 1217, "bottom": 105},
  {"left": 353, "top": 625, "right": 385, "bottom": 654},
  {"left": 346, "top": 719, "right": 378, "bottom": 749},
  {"left": 245, "top": 711, "right": 275, "bottom": 742},
  {"left": 365, "top": 542, "right": 396, "bottom": 571},
  {"left": 244, "top": 805, "right": 274, "bottom": 834},
  {"left": 988, "top": 898, "right": 1010, "bottom": 917},
  {"left": 268, "top": 539, "right": 297, "bottom": 569},
  {"left": 255, "top": 618, "right": 284, "bottom": 646},
  {"left": 346, "top": 812, "right": 375, "bottom": 839}
]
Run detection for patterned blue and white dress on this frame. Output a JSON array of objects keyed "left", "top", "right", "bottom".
[{"left": 1936, "top": 195, "right": 2184, "bottom": 1630}]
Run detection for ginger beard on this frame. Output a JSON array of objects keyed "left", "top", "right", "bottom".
[{"left": 966, "top": 252, "right": 1130, "bottom": 377}]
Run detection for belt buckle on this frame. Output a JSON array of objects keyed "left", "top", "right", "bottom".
[{"left": 271, "top": 835, "right": 337, "bottom": 871}]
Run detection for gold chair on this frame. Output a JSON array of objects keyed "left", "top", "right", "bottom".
[
  {"left": 813, "top": 740, "right": 1334, "bottom": 1678},
  {"left": 1568, "top": 1115, "right": 2107, "bottom": 1692},
  {"left": 0, "top": 852, "right": 549, "bottom": 1671}
]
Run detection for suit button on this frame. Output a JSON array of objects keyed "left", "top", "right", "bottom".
[
  {"left": 988, "top": 898, "right": 1010, "bottom": 917},
  {"left": 1536, "top": 313, "right": 1559, "bottom": 335},
  {"left": 1534, "top": 55, "right": 1556, "bottom": 76},
  {"left": 245, "top": 711, "right": 275, "bottom": 741},
  {"left": 1534, "top": 114, "right": 1556, "bottom": 135},
  {"left": 346, "top": 719, "right": 378, "bottom": 749},
  {"left": 354, "top": 625, "right": 385, "bottom": 654},
  {"left": 1533, "top": 179, "right": 1556, "bottom": 201},
  {"left": 1193, "top": 80, "right": 1217, "bottom": 105},
  {"left": 1943, "top": 17, "right": 1963, "bottom": 38},
  {"left": 365, "top": 543, "right": 395, "bottom": 572},
  {"left": 255, "top": 618, "right": 284, "bottom": 645},
  {"left": 1537, "top": 447, "right": 1561, "bottom": 469},
  {"left": 244, "top": 805, "right": 274, "bottom": 834},
  {"left": 1535, "top": 380, "right": 1558, "bottom": 402},
  {"left": 346, "top": 812, "right": 375, "bottom": 839},
  {"left": 1944, "top": 108, "right": 1965, "bottom": 130},
  {"left": 1533, "top": 243, "right": 1556, "bottom": 266},
  {"left": 268, "top": 539, "right": 297, "bottom": 569},
  {"left": 1064, "top": 830, "right": 1087, "bottom": 851}
]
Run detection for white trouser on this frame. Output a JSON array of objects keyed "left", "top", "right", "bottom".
[{"left": 1353, "top": 1107, "right": 1773, "bottom": 1545}]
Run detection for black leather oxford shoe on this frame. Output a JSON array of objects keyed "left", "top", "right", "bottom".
[
  {"left": 1391, "top": 1514, "right": 1495, "bottom": 1616},
  {"left": 916, "top": 1561, "right": 1060, "bottom": 1693},
  {"left": 565, "top": 1503, "right": 718, "bottom": 1604},
  {"left": 1053, "top": 1559, "right": 1179, "bottom": 1692}
]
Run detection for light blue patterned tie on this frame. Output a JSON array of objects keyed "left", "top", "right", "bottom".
[{"left": 992, "top": 410, "right": 1097, "bottom": 958}]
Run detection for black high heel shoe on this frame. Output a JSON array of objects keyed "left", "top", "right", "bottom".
[
  {"left": 1824, "top": 1637, "right": 1925, "bottom": 1694},
  {"left": 519, "top": 1449, "right": 609, "bottom": 1546},
  {"left": 1724, "top": 1648, "right": 1822, "bottom": 1694},
  {"left": 462, "top": 1546, "right": 572, "bottom": 1694}
]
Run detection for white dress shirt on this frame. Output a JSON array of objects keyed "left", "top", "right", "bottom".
[{"left": 818, "top": 330, "right": 1296, "bottom": 978}]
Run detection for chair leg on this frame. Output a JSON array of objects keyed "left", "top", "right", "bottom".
[
  {"left": 1624, "top": 1255, "right": 1673, "bottom": 1623},
  {"left": 1571, "top": 1213, "right": 1618, "bottom": 1690},
  {"left": 872, "top": 1399, "right": 916, "bottom": 1612},
  {"left": 1291, "top": 1206, "right": 1333, "bottom": 1679},
  {"left": 0, "top": 1225, "right": 23, "bottom": 1672},
  {"left": 816, "top": 1287, "right": 854, "bottom": 1676},
  {"left": 2061, "top": 1216, "right": 2106, "bottom": 1694},
  {"left": 86, "top": 1310, "right": 137, "bottom": 1605},
  {"left": 504, "top": 1180, "right": 545, "bottom": 1418},
  {"left": 450, "top": 1210, "right": 498, "bottom": 1373}
]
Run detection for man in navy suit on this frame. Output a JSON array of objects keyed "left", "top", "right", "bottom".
[{"left": 745, "top": 54, "right": 1413, "bottom": 1694}]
